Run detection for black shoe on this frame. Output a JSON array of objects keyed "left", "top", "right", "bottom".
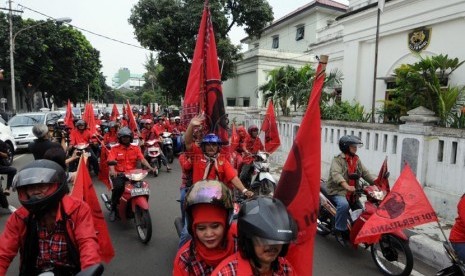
[
  {"left": 109, "top": 210, "right": 116, "bottom": 222},
  {"left": 334, "top": 230, "right": 347, "bottom": 247}
]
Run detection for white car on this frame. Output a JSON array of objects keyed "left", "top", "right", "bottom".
[
  {"left": 0, "top": 116, "right": 17, "bottom": 166},
  {"left": 8, "top": 112, "right": 62, "bottom": 150}
]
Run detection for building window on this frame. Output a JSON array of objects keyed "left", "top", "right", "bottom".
[
  {"left": 243, "top": 97, "right": 250, "bottom": 107},
  {"left": 296, "top": 26, "right": 305, "bottom": 41},
  {"left": 272, "top": 36, "right": 279, "bottom": 49},
  {"left": 226, "top": 98, "right": 236, "bottom": 107}
]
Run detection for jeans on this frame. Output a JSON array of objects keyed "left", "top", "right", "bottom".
[
  {"left": 452, "top": 242, "right": 465, "bottom": 263},
  {"left": 178, "top": 217, "right": 191, "bottom": 249},
  {"left": 331, "top": 195, "right": 350, "bottom": 231},
  {"left": 0, "top": 166, "right": 17, "bottom": 189},
  {"left": 180, "top": 187, "right": 189, "bottom": 224}
]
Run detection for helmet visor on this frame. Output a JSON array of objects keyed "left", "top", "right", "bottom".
[
  {"left": 252, "top": 236, "right": 289, "bottom": 246},
  {"left": 186, "top": 180, "right": 233, "bottom": 210},
  {"left": 13, "top": 167, "right": 64, "bottom": 190}
]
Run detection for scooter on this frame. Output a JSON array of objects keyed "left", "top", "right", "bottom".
[
  {"left": 436, "top": 242, "right": 465, "bottom": 275},
  {"left": 318, "top": 179, "right": 414, "bottom": 276},
  {"left": 101, "top": 168, "right": 152, "bottom": 244},
  {"left": 249, "top": 151, "right": 276, "bottom": 196},
  {"left": 161, "top": 132, "right": 174, "bottom": 163},
  {"left": 144, "top": 139, "right": 161, "bottom": 177},
  {"left": 38, "top": 263, "right": 104, "bottom": 276}
]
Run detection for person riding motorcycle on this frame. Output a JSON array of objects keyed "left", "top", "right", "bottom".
[
  {"left": 212, "top": 196, "right": 297, "bottom": 276},
  {"left": 142, "top": 119, "right": 171, "bottom": 171},
  {"left": 107, "top": 127, "right": 157, "bottom": 221},
  {"left": 0, "top": 160, "right": 101, "bottom": 275},
  {"left": 172, "top": 116, "right": 186, "bottom": 133},
  {"left": 173, "top": 180, "right": 237, "bottom": 276},
  {"left": 449, "top": 194, "right": 465, "bottom": 262},
  {"left": 239, "top": 125, "right": 264, "bottom": 187},
  {"left": 68, "top": 119, "right": 99, "bottom": 175},
  {"left": 103, "top": 121, "right": 119, "bottom": 145},
  {"left": 326, "top": 135, "right": 375, "bottom": 246}
]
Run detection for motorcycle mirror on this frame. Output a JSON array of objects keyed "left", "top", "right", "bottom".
[{"left": 107, "top": 160, "right": 117, "bottom": 166}]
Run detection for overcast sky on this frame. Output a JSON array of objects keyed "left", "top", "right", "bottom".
[{"left": 10, "top": 0, "right": 348, "bottom": 84}]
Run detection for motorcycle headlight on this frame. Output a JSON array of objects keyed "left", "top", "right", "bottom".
[{"left": 371, "top": 190, "right": 386, "bottom": 201}]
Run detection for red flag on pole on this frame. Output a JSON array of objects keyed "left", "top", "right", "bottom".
[
  {"left": 355, "top": 165, "right": 438, "bottom": 244},
  {"left": 110, "top": 103, "right": 120, "bottom": 121},
  {"left": 375, "top": 157, "right": 390, "bottom": 193},
  {"left": 83, "top": 103, "right": 97, "bottom": 135},
  {"left": 64, "top": 100, "right": 74, "bottom": 130},
  {"left": 260, "top": 100, "right": 281, "bottom": 154},
  {"left": 71, "top": 156, "right": 115, "bottom": 263},
  {"left": 126, "top": 100, "right": 139, "bottom": 133},
  {"left": 273, "top": 56, "right": 328, "bottom": 276},
  {"left": 182, "top": 2, "right": 228, "bottom": 144}
]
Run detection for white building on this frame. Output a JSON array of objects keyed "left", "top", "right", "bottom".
[{"left": 223, "top": 0, "right": 348, "bottom": 108}]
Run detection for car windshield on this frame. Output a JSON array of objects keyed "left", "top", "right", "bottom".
[
  {"left": 72, "top": 108, "right": 81, "bottom": 115},
  {"left": 9, "top": 114, "right": 45, "bottom": 127}
]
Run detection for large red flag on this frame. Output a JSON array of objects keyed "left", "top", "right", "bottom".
[
  {"left": 98, "top": 145, "right": 111, "bottom": 190},
  {"left": 355, "top": 165, "right": 438, "bottom": 244},
  {"left": 71, "top": 156, "right": 115, "bottom": 263},
  {"left": 64, "top": 100, "right": 74, "bottom": 130},
  {"left": 83, "top": 103, "right": 97, "bottom": 135},
  {"left": 125, "top": 100, "right": 139, "bottom": 133},
  {"left": 182, "top": 2, "right": 228, "bottom": 144},
  {"left": 273, "top": 56, "right": 328, "bottom": 276},
  {"left": 260, "top": 100, "right": 281, "bottom": 154},
  {"left": 110, "top": 103, "right": 119, "bottom": 121},
  {"left": 374, "top": 157, "right": 390, "bottom": 193}
]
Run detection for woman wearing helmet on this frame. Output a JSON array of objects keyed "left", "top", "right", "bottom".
[
  {"left": 103, "top": 121, "right": 119, "bottom": 145},
  {"left": 240, "top": 125, "right": 264, "bottom": 187},
  {"left": 212, "top": 196, "right": 297, "bottom": 275},
  {"left": 326, "top": 135, "right": 375, "bottom": 246},
  {"left": 0, "top": 160, "right": 101, "bottom": 275},
  {"left": 173, "top": 180, "right": 236, "bottom": 276}
]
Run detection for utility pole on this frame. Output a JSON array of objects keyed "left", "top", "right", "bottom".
[{"left": 8, "top": 0, "right": 16, "bottom": 114}]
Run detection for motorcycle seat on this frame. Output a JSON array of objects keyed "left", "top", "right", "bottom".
[{"left": 320, "top": 180, "right": 337, "bottom": 205}]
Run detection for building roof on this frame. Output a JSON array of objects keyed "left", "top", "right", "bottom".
[
  {"left": 241, "top": 0, "right": 348, "bottom": 43},
  {"left": 336, "top": 0, "right": 394, "bottom": 21}
]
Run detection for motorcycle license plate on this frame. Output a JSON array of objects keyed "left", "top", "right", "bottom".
[{"left": 131, "top": 188, "right": 150, "bottom": 196}]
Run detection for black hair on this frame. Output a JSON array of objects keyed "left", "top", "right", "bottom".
[
  {"left": 237, "top": 234, "right": 286, "bottom": 271},
  {"left": 43, "top": 147, "right": 67, "bottom": 170}
]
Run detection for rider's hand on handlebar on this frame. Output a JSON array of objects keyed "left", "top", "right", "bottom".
[{"left": 346, "top": 186, "right": 356, "bottom": 192}]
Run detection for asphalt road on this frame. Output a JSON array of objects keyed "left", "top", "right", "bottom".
[{"left": 0, "top": 153, "right": 438, "bottom": 275}]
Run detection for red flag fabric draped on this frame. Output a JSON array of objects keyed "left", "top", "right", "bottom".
[
  {"left": 98, "top": 145, "right": 111, "bottom": 190},
  {"left": 229, "top": 123, "right": 239, "bottom": 153},
  {"left": 260, "top": 100, "right": 281, "bottom": 154},
  {"left": 83, "top": 103, "right": 97, "bottom": 135},
  {"left": 122, "top": 105, "right": 126, "bottom": 117},
  {"left": 273, "top": 55, "right": 328, "bottom": 276},
  {"left": 71, "top": 156, "right": 115, "bottom": 263},
  {"left": 64, "top": 100, "right": 75, "bottom": 130},
  {"left": 375, "top": 157, "right": 390, "bottom": 193},
  {"left": 182, "top": 3, "right": 228, "bottom": 144},
  {"left": 355, "top": 165, "right": 438, "bottom": 244},
  {"left": 126, "top": 100, "right": 139, "bottom": 133},
  {"left": 110, "top": 103, "right": 120, "bottom": 121}
]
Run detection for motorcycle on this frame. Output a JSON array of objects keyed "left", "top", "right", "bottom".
[
  {"left": 171, "top": 130, "right": 183, "bottom": 155},
  {"left": 144, "top": 139, "right": 161, "bottom": 177},
  {"left": 101, "top": 168, "right": 152, "bottom": 244},
  {"left": 436, "top": 242, "right": 465, "bottom": 275},
  {"left": 38, "top": 263, "right": 104, "bottom": 276},
  {"left": 0, "top": 176, "right": 9, "bottom": 210},
  {"left": 249, "top": 151, "right": 276, "bottom": 196},
  {"left": 161, "top": 132, "right": 174, "bottom": 163},
  {"left": 318, "top": 180, "right": 414, "bottom": 276}
]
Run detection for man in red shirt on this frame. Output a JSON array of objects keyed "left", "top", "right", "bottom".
[
  {"left": 103, "top": 121, "right": 118, "bottom": 145},
  {"left": 107, "top": 127, "right": 156, "bottom": 221},
  {"left": 68, "top": 120, "right": 99, "bottom": 175},
  {"left": 152, "top": 116, "right": 167, "bottom": 136},
  {"left": 142, "top": 119, "right": 171, "bottom": 171},
  {"left": 172, "top": 116, "right": 186, "bottom": 134},
  {"left": 239, "top": 125, "right": 264, "bottom": 187}
]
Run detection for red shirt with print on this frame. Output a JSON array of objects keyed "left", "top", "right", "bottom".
[{"left": 107, "top": 144, "right": 145, "bottom": 173}]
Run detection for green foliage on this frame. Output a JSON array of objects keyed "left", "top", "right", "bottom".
[
  {"left": 384, "top": 54, "right": 464, "bottom": 126},
  {"left": 0, "top": 13, "right": 103, "bottom": 110},
  {"left": 321, "top": 100, "right": 371, "bottom": 122},
  {"left": 129, "top": 0, "right": 273, "bottom": 101}
]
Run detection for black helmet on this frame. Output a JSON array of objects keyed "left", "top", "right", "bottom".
[
  {"left": 108, "top": 121, "right": 117, "bottom": 129},
  {"left": 248, "top": 125, "right": 259, "bottom": 135},
  {"left": 338, "top": 135, "right": 363, "bottom": 154},
  {"left": 184, "top": 180, "right": 234, "bottom": 236},
  {"left": 13, "top": 160, "right": 68, "bottom": 215},
  {"left": 75, "top": 119, "right": 86, "bottom": 127},
  {"left": 117, "top": 127, "right": 133, "bottom": 143},
  {"left": 238, "top": 196, "right": 297, "bottom": 262}
]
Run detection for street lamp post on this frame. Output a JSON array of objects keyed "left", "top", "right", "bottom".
[{"left": 8, "top": 14, "right": 71, "bottom": 113}]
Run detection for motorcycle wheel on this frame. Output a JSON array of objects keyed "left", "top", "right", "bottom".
[
  {"left": 166, "top": 148, "right": 174, "bottom": 164},
  {"left": 258, "top": 179, "right": 276, "bottom": 196},
  {"left": 316, "top": 204, "right": 332, "bottom": 236},
  {"left": 0, "top": 187, "right": 9, "bottom": 209},
  {"left": 371, "top": 234, "right": 413, "bottom": 276},
  {"left": 174, "top": 216, "right": 183, "bottom": 237},
  {"left": 135, "top": 206, "right": 152, "bottom": 244},
  {"left": 3, "top": 142, "right": 14, "bottom": 166}
]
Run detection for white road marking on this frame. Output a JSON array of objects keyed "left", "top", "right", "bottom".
[{"left": 13, "top": 154, "right": 26, "bottom": 161}]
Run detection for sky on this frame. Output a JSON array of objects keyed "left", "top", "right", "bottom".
[{"left": 9, "top": 0, "right": 349, "bottom": 85}]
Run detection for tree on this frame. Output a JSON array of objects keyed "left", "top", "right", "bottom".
[{"left": 129, "top": 0, "right": 273, "bottom": 101}]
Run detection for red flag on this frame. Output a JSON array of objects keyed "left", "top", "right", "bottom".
[
  {"left": 126, "top": 100, "right": 139, "bottom": 133},
  {"left": 229, "top": 123, "right": 239, "bottom": 153},
  {"left": 71, "top": 156, "right": 115, "bottom": 263},
  {"left": 64, "top": 100, "right": 74, "bottom": 130},
  {"left": 375, "top": 157, "right": 390, "bottom": 193},
  {"left": 182, "top": 2, "right": 228, "bottom": 144},
  {"left": 83, "top": 103, "right": 97, "bottom": 135},
  {"left": 98, "top": 145, "right": 111, "bottom": 190},
  {"left": 273, "top": 56, "right": 328, "bottom": 276},
  {"left": 260, "top": 100, "right": 281, "bottom": 154},
  {"left": 122, "top": 105, "right": 126, "bottom": 117},
  {"left": 355, "top": 165, "right": 438, "bottom": 244},
  {"left": 110, "top": 103, "right": 120, "bottom": 121}
]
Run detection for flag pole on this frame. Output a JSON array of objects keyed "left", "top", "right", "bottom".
[{"left": 371, "top": 8, "right": 381, "bottom": 123}]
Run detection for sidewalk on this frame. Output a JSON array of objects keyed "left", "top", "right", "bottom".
[{"left": 268, "top": 163, "right": 453, "bottom": 270}]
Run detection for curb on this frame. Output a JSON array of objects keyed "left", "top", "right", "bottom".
[{"left": 408, "top": 230, "right": 451, "bottom": 270}]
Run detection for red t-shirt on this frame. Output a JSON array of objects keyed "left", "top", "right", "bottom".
[
  {"left": 69, "top": 129, "right": 92, "bottom": 146},
  {"left": 103, "top": 131, "right": 118, "bottom": 144},
  {"left": 107, "top": 144, "right": 145, "bottom": 173},
  {"left": 152, "top": 124, "right": 165, "bottom": 137},
  {"left": 141, "top": 128, "right": 158, "bottom": 141},
  {"left": 189, "top": 144, "right": 236, "bottom": 187},
  {"left": 450, "top": 195, "right": 465, "bottom": 242},
  {"left": 242, "top": 136, "right": 264, "bottom": 164}
]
